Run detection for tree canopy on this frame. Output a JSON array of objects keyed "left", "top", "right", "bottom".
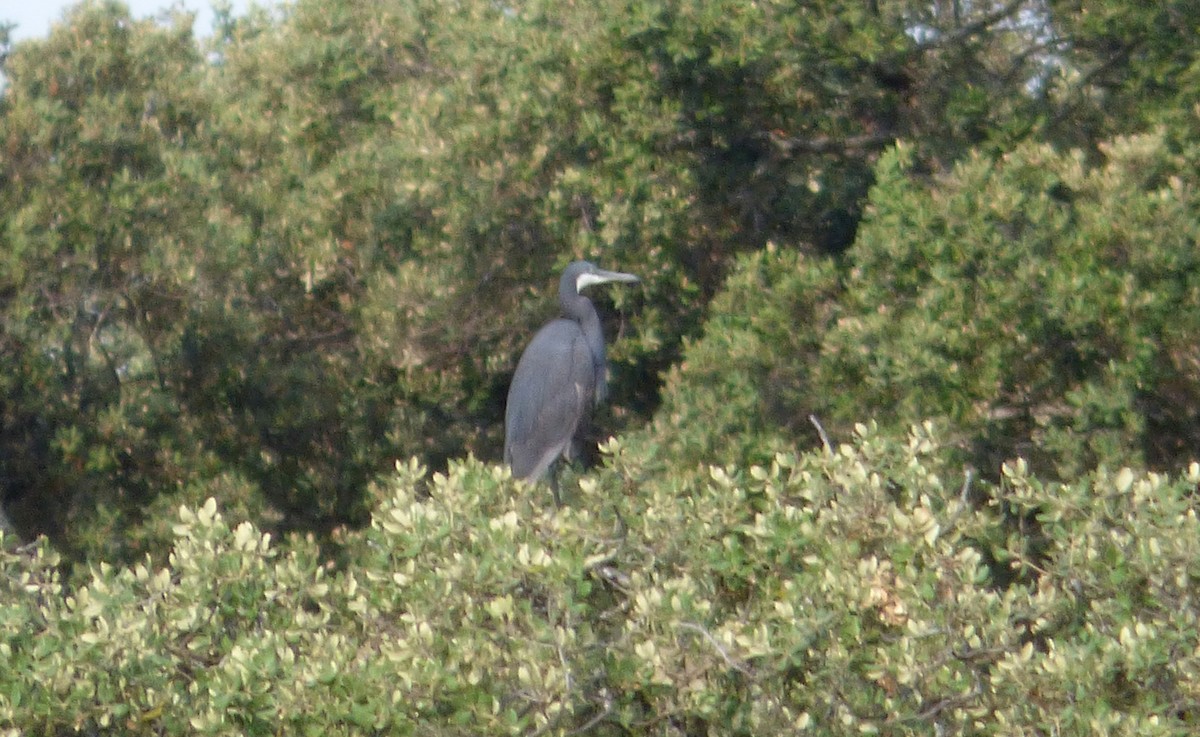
[{"left": 3, "top": 0, "right": 1196, "bottom": 562}]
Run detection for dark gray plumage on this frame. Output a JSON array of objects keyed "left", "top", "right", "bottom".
[{"left": 504, "top": 261, "right": 639, "bottom": 494}]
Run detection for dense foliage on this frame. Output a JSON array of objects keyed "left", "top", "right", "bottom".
[
  {"left": 823, "top": 132, "right": 1200, "bottom": 478},
  {"left": 3, "top": 427, "right": 1198, "bottom": 734},
  {"left": 656, "top": 130, "right": 1200, "bottom": 479}
]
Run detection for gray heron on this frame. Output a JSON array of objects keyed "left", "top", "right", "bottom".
[{"left": 504, "top": 261, "right": 639, "bottom": 499}]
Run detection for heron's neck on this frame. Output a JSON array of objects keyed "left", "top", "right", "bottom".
[
  {"left": 561, "top": 292, "right": 590, "bottom": 321},
  {"left": 563, "top": 294, "right": 604, "bottom": 360}
]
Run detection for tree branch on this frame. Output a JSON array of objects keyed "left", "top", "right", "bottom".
[
  {"left": 766, "top": 130, "right": 898, "bottom": 156},
  {"left": 914, "top": 0, "right": 1028, "bottom": 53}
]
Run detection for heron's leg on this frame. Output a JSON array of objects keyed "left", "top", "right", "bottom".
[{"left": 551, "top": 441, "right": 579, "bottom": 507}]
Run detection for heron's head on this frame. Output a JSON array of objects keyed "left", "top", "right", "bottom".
[{"left": 561, "top": 261, "right": 640, "bottom": 297}]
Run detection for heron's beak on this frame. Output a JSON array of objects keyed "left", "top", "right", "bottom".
[{"left": 577, "top": 268, "right": 640, "bottom": 291}]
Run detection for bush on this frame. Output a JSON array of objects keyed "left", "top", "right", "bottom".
[
  {"left": 658, "top": 129, "right": 1200, "bottom": 480},
  {"left": 633, "top": 245, "right": 840, "bottom": 476},
  {"left": 818, "top": 131, "right": 1200, "bottom": 477},
  {"left": 3, "top": 425, "right": 1198, "bottom": 734}
]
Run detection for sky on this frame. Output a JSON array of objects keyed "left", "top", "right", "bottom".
[{"left": 3, "top": 0, "right": 257, "bottom": 42}]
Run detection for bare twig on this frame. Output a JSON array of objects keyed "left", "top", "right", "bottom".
[
  {"left": 959, "top": 468, "right": 974, "bottom": 504},
  {"left": 558, "top": 642, "right": 574, "bottom": 697},
  {"left": 527, "top": 690, "right": 615, "bottom": 737},
  {"left": 987, "top": 401, "right": 1073, "bottom": 421},
  {"left": 898, "top": 675, "right": 985, "bottom": 724},
  {"left": 564, "top": 692, "right": 614, "bottom": 736},
  {"left": 676, "top": 621, "right": 754, "bottom": 677},
  {"left": 809, "top": 414, "right": 833, "bottom": 455},
  {"left": 767, "top": 130, "right": 897, "bottom": 156},
  {"left": 1046, "top": 40, "right": 1137, "bottom": 130}
]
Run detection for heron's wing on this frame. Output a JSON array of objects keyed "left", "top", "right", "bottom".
[{"left": 504, "top": 320, "right": 596, "bottom": 481}]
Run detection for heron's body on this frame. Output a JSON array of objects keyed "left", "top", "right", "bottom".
[{"left": 504, "top": 261, "right": 638, "bottom": 491}]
